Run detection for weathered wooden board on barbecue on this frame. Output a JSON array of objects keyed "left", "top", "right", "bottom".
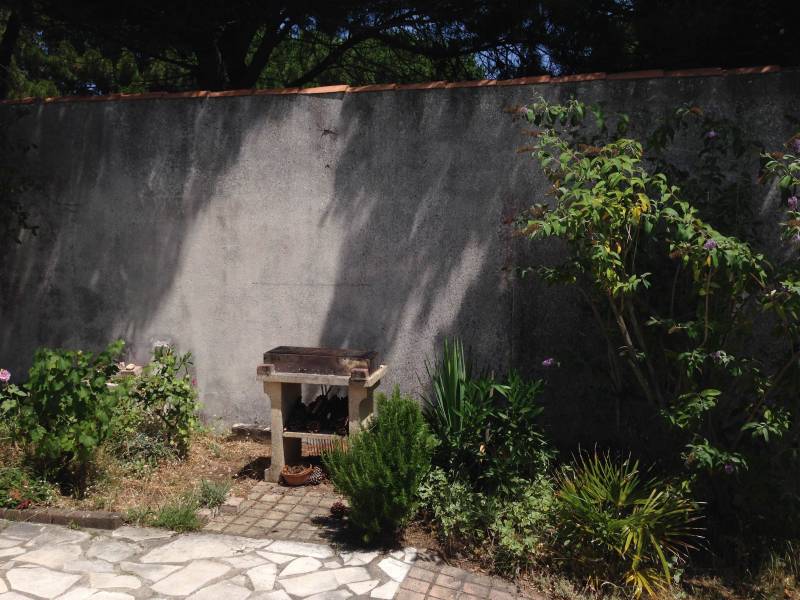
[{"left": 262, "top": 346, "right": 378, "bottom": 376}]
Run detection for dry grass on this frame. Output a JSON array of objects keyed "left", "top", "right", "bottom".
[{"left": 49, "top": 433, "right": 270, "bottom": 513}]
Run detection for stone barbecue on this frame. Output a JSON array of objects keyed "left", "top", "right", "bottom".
[{"left": 257, "top": 346, "right": 387, "bottom": 482}]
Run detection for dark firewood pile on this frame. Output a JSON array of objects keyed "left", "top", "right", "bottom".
[{"left": 286, "top": 387, "right": 349, "bottom": 436}]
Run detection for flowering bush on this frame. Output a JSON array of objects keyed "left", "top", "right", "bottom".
[
  {"left": 517, "top": 97, "right": 800, "bottom": 551},
  {"left": 123, "top": 345, "right": 199, "bottom": 458},
  {"left": 0, "top": 341, "right": 126, "bottom": 494}
]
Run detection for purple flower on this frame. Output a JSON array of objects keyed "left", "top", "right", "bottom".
[
  {"left": 704, "top": 238, "right": 718, "bottom": 250},
  {"left": 710, "top": 350, "right": 724, "bottom": 361},
  {"left": 706, "top": 130, "right": 719, "bottom": 140},
  {"left": 794, "top": 233, "right": 800, "bottom": 243},
  {"left": 0, "top": 369, "right": 9, "bottom": 383},
  {"left": 793, "top": 138, "right": 800, "bottom": 154},
  {"left": 789, "top": 196, "right": 798, "bottom": 211},
  {"left": 724, "top": 463, "right": 735, "bottom": 475},
  {"left": 541, "top": 357, "right": 556, "bottom": 368}
]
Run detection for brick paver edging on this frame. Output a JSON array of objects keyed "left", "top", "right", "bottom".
[
  {"left": 0, "top": 507, "right": 123, "bottom": 529},
  {"left": 398, "top": 559, "right": 520, "bottom": 600}
]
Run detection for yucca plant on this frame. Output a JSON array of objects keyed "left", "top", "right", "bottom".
[
  {"left": 422, "top": 338, "right": 472, "bottom": 445},
  {"left": 556, "top": 452, "right": 702, "bottom": 597}
]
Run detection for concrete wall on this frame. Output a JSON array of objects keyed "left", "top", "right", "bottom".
[{"left": 1, "top": 71, "right": 798, "bottom": 437}]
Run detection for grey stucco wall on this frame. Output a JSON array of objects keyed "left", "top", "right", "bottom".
[{"left": 1, "top": 71, "right": 799, "bottom": 439}]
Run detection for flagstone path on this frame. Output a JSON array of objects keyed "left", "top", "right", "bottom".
[{"left": 0, "top": 519, "right": 521, "bottom": 600}]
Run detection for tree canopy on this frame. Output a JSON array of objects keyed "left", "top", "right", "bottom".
[{"left": 0, "top": 0, "right": 796, "bottom": 99}]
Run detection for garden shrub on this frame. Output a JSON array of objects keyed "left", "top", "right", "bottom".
[
  {"left": 323, "top": 388, "right": 436, "bottom": 543},
  {"left": 555, "top": 452, "right": 700, "bottom": 597},
  {"left": 0, "top": 341, "right": 126, "bottom": 493},
  {"left": 421, "top": 340, "right": 555, "bottom": 573},
  {"left": 516, "top": 97, "right": 800, "bottom": 557},
  {"left": 125, "top": 345, "right": 199, "bottom": 458},
  {"left": 423, "top": 340, "right": 551, "bottom": 495},
  {"left": 418, "top": 467, "right": 554, "bottom": 574}
]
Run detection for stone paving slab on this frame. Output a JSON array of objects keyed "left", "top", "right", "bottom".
[{"left": 0, "top": 519, "right": 524, "bottom": 600}]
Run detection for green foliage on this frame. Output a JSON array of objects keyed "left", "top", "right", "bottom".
[
  {"left": 420, "top": 340, "right": 556, "bottom": 572},
  {"left": 0, "top": 465, "right": 52, "bottom": 508},
  {"left": 197, "top": 479, "right": 231, "bottom": 509},
  {"left": 126, "top": 492, "right": 202, "bottom": 532},
  {"left": 323, "top": 388, "right": 436, "bottom": 543},
  {"left": 0, "top": 341, "right": 126, "bottom": 493},
  {"left": 423, "top": 339, "right": 551, "bottom": 495},
  {"left": 128, "top": 345, "right": 199, "bottom": 458},
  {"left": 418, "top": 467, "right": 554, "bottom": 574},
  {"left": 150, "top": 494, "right": 202, "bottom": 532},
  {"left": 518, "top": 97, "right": 800, "bottom": 552},
  {"left": 555, "top": 453, "right": 701, "bottom": 598}
]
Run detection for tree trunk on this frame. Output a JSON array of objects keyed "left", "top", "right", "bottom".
[
  {"left": 193, "top": 36, "right": 226, "bottom": 90},
  {"left": 0, "top": 11, "right": 21, "bottom": 99}
]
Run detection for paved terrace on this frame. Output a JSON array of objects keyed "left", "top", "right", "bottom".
[{"left": 0, "top": 519, "right": 521, "bottom": 600}]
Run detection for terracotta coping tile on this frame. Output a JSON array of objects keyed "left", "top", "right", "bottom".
[
  {"left": 495, "top": 75, "right": 551, "bottom": 86},
  {"left": 298, "top": 84, "right": 349, "bottom": 94},
  {"left": 729, "top": 65, "right": 780, "bottom": 74},
  {"left": 665, "top": 67, "right": 725, "bottom": 78},
  {"left": 395, "top": 81, "right": 447, "bottom": 90},
  {"left": 0, "top": 66, "right": 788, "bottom": 105},
  {"left": 445, "top": 79, "right": 497, "bottom": 88},
  {"left": 551, "top": 72, "right": 607, "bottom": 83},
  {"left": 169, "top": 90, "right": 210, "bottom": 98},
  {"left": 208, "top": 89, "right": 257, "bottom": 97},
  {"left": 117, "top": 91, "right": 167, "bottom": 101},
  {"left": 348, "top": 83, "right": 397, "bottom": 93},
  {"left": 607, "top": 69, "right": 665, "bottom": 80},
  {"left": 253, "top": 87, "right": 300, "bottom": 95}
]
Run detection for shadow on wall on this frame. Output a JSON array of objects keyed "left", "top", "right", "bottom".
[
  {"left": 0, "top": 97, "right": 286, "bottom": 372},
  {"left": 318, "top": 86, "right": 578, "bottom": 395}
]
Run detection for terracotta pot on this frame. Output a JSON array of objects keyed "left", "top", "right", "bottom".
[{"left": 281, "top": 464, "right": 312, "bottom": 486}]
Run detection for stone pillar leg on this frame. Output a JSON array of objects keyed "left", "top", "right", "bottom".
[
  {"left": 265, "top": 381, "right": 301, "bottom": 482},
  {"left": 347, "top": 381, "right": 374, "bottom": 436}
]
